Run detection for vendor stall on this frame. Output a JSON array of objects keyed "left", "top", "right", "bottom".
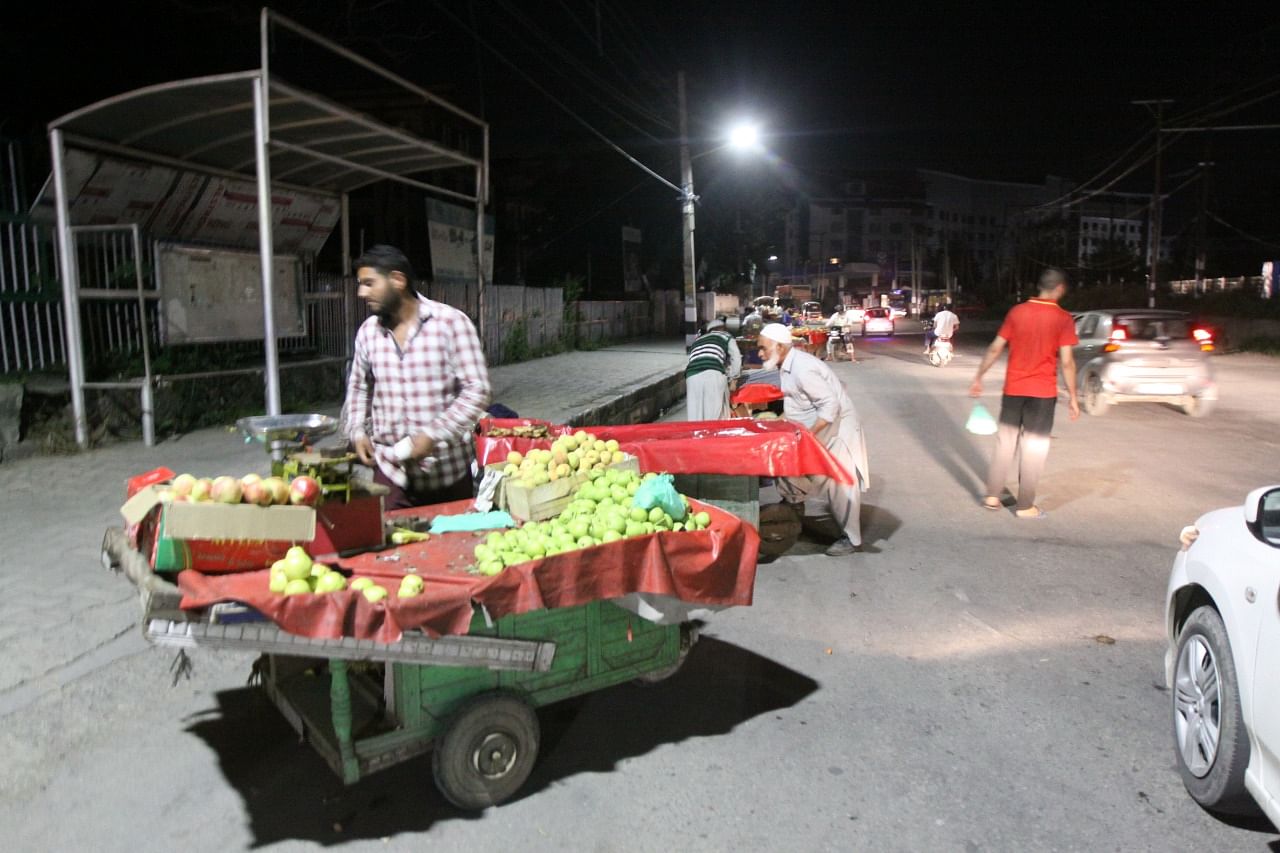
[{"left": 103, "top": 418, "right": 762, "bottom": 810}]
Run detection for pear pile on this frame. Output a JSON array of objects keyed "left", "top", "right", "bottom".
[
  {"left": 266, "top": 545, "right": 425, "bottom": 602},
  {"left": 473, "top": 468, "right": 713, "bottom": 576},
  {"left": 503, "top": 430, "right": 628, "bottom": 488}
]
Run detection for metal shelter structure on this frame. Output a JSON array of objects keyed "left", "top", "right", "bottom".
[{"left": 47, "top": 8, "right": 489, "bottom": 448}]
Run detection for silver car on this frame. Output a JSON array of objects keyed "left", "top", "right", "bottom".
[{"left": 1072, "top": 309, "right": 1217, "bottom": 417}]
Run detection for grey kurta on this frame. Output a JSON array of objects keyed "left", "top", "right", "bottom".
[{"left": 774, "top": 347, "right": 869, "bottom": 545}]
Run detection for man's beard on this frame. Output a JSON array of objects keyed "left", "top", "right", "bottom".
[
  {"left": 762, "top": 354, "right": 780, "bottom": 370},
  {"left": 373, "top": 291, "right": 403, "bottom": 324}
]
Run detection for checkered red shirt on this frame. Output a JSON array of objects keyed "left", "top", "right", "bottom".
[{"left": 344, "top": 295, "right": 491, "bottom": 491}]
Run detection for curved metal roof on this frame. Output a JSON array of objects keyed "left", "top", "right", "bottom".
[{"left": 50, "top": 71, "right": 480, "bottom": 198}]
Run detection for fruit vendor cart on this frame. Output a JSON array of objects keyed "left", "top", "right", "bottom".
[
  {"left": 103, "top": 453, "right": 758, "bottom": 810},
  {"left": 476, "top": 418, "right": 852, "bottom": 560}
]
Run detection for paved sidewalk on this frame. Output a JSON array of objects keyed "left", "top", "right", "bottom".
[{"left": 0, "top": 338, "right": 687, "bottom": 714}]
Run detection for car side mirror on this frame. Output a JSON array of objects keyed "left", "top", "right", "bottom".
[{"left": 1243, "top": 485, "right": 1280, "bottom": 546}]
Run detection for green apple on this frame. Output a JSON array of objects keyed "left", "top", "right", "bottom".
[
  {"left": 349, "top": 577, "right": 374, "bottom": 592},
  {"left": 283, "top": 578, "right": 312, "bottom": 596},
  {"left": 478, "top": 559, "right": 505, "bottom": 576},
  {"left": 362, "top": 585, "right": 388, "bottom": 603},
  {"left": 694, "top": 511, "right": 711, "bottom": 528},
  {"left": 576, "top": 535, "right": 597, "bottom": 548},
  {"left": 314, "top": 572, "right": 347, "bottom": 594},
  {"left": 625, "top": 521, "right": 646, "bottom": 537},
  {"left": 601, "top": 530, "right": 623, "bottom": 543},
  {"left": 673, "top": 522, "right": 685, "bottom": 532},
  {"left": 309, "top": 562, "right": 331, "bottom": 579},
  {"left": 269, "top": 567, "right": 289, "bottom": 593},
  {"left": 648, "top": 506, "right": 666, "bottom": 524},
  {"left": 281, "top": 546, "right": 312, "bottom": 581}
]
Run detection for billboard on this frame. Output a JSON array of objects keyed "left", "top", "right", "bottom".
[{"left": 426, "top": 199, "right": 494, "bottom": 288}]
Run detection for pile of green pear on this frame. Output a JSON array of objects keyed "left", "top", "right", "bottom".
[
  {"left": 473, "top": 468, "right": 713, "bottom": 576},
  {"left": 268, "top": 545, "right": 425, "bottom": 602}
]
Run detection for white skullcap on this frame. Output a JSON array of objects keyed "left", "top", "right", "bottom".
[{"left": 759, "top": 323, "right": 793, "bottom": 345}]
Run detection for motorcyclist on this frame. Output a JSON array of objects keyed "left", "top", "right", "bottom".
[{"left": 925, "top": 302, "right": 959, "bottom": 355}]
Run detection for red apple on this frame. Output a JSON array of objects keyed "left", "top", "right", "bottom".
[
  {"left": 261, "top": 477, "right": 290, "bottom": 505},
  {"left": 210, "top": 476, "right": 243, "bottom": 504},
  {"left": 189, "top": 478, "right": 214, "bottom": 502},
  {"left": 170, "top": 473, "right": 197, "bottom": 497},
  {"left": 242, "top": 479, "right": 271, "bottom": 507},
  {"left": 288, "top": 475, "right": 322, "bottom": 507}
]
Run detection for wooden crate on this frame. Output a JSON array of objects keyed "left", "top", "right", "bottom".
[{"left": 500, "top": 455, "right": 641, "bottom": 522}]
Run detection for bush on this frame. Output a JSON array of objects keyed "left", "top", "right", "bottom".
[{"left": 1237, "top": 336, "right": 1280, "bottom": 356}]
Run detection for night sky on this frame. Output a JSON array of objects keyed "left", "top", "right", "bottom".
[{"left": 3, "top": 1, "right": 1276, "bottom": 278}]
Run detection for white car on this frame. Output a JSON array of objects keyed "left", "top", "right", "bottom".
[{"left": 1165, "top": 485, "right": 1280, "bottom": 826}]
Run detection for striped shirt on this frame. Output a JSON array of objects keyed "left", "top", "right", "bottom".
[
  {"left": 344, "top": 294, "right": 491, "bottom": 491},
  {"left": 685, "top": 330, "right": 742, "bottom": 379}
]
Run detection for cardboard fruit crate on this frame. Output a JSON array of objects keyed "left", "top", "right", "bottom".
[
  {"left": 499, "top": 455, "right": 640, "bottom": 522},
  {"left": 121, "top": 485, "right": 316, "bottom": 573}
]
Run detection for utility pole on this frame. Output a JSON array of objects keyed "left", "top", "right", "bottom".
[
  {"left": 678, "top": 70, "right": 698, "bottom": 349},
  {"left": 1133, "top": 98, "right": 1173, "bottom": 308},
  {"left": 1195, "top": 159, "right": 1213, "bottom": 295}
]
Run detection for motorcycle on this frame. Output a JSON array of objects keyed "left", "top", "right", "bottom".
[{"left": 928, "top": 336, "right": 953, "bottom": 367}]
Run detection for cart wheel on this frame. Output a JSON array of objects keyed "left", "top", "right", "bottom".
[
  {"left": 633, "top": 622, "right": 699, "bottom": 685},
  {"left": 432, "top": 692, "right": 539, "bottom": 810},
  {"left": 757, "top": 502, "right": 803, "bottom": 561}
]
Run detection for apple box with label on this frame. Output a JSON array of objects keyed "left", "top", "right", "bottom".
[{"left": 121, "top": 484, "right": 316, "bottom": 573}]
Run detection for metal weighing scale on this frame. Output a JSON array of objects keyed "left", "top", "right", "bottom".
[{"left": 235, "top": 414, "right": 358, "bottom": 503}]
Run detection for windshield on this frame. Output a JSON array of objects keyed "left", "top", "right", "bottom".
[
  {"left": 866, "top": 308, "right": 890, "bottom": 318},
  {"left": 1115, "top": 315, "right": 1190, "bottom": 340}
]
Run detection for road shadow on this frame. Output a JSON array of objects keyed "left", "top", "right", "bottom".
[{"left": 182, "top": 638, "right": 817, "bottom": 846}]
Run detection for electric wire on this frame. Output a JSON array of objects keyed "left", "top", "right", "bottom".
[
  {"left": 550, "top": 0, "right": 673, "bottom": 111},
  {"left": 1207, "top": 213, "right": 1280, "bottom": 250},
  {"left": 493, "top": 0, "right": 677, "bottom": 134},
  {"left": 430, "top": 1, "right": 683, "bottom": 196}
]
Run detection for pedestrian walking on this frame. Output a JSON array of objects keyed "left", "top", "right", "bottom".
[
  {"left": 685, "top": 316, "right": 742, "bottom": 420},
  {"left": 969, "top": 268, "right": 1079, "bottom": 518},
  {"left": 343, "top": 244, "right": 491, "bottom": 510},
  {"left": 757, "top": 323, "right": 869, "bottom": 556}
]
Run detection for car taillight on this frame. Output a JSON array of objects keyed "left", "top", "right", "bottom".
[
  {"left": 1193, "top": 328, "right": 1214, "bottom": 351},
  {"left": 1103, "top": 327, "right": 1127, "bottom": 353}
]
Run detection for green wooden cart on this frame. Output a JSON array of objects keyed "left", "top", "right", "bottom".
[{"left": 101, "top": 527, "right": 696, "bottom": 809}]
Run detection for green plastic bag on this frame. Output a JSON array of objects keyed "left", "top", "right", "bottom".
[
  {"left": 965, "top": 402, "right": 998, "bottom": 435},
  {"left": 632, "top": 473, "right": 688, "bottom": 522}
]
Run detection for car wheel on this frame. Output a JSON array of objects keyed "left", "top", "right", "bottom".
[
  {"left": 432, "top": 692, "right": 539, "bottom": 810},
  {"left": 1172, "top": 606, "right": 1255, "bottom": 815},
  {"left": 1181, "top": 394, "right": 1215, "bottom": 418},
  {"left": 1082, "top": 374, "right": 1109, "bottom": 415}
]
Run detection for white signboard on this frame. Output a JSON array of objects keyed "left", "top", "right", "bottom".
[
  {"left": 427, "top": 199, "right": 494, "bottom": 288},
  {"left": 156, "top": 244, "right": 305, "bottom": 344}
]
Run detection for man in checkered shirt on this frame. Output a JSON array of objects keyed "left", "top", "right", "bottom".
[{"left": 344, "top": 245, "right": 491, "bottom": 510}]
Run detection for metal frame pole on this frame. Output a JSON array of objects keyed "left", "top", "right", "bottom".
[
  {"left": 130, "top": 223, "right": 154, "bottom": 445},
  {"left": 340, "top": 192, "right": 352, "bottom": 357},
  {"left": 678, "top": 71, "right": 697, "bottom": 350},
  {"left": 476, "top": 165, "right": 487, "bottom": 354},
  {"left": 49, "top": 129, "right": 89, "bottom": 448},
  {"left": 256, "top": 15, "right": 281, "bottom": 416}
]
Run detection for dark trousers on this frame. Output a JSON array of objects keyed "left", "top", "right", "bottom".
[
  {"left": 373, "top": 467, "right": 474, "bottom": 511},
  {"left": 984, "top": 395, "right": 1057, "bottom": 510}
]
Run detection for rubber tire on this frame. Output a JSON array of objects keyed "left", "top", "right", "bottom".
[
  {"left": 1173, "top": 606, "right": 1255, "bottom": 815},
  {"left": 432, "top": 693, "right": 539, "bottom": 810},
  {"left": 929, "top": 351, "right": 942, "bottom": 367},
  {"left": 633, "top": 623, "right": 697, "bottom": 685},
  {"left": 1182, "top": 394, "right": 1215, "bottom": 418},
  {"left": 1082, "top": 374, "right": 1110, "bottom": 416}
]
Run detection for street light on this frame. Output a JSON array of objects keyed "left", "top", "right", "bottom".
[{"left": 678, "top": 77, "right": 764, "bottom": 347}]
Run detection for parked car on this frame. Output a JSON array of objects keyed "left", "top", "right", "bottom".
[
  {"left": 1072, "top": 309, "right": 1217, "bottom": 417},
  {"left": 862, "top": 307, "right": 894, "bottom": 336},
  {"left": 1164, "top": 485, "right": 1280, "bottom": 826},
  {"left": 844, "top": 305, "right": 866, "bottom": 323}
]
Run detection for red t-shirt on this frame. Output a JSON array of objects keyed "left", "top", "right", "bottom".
[{"left": 997, "top": 299, "right": 1078, "bottom": 398}]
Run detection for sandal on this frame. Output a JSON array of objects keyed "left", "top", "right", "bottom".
[
  {"left": 981, "top": 497, "right": 1001, "bottom": 511},
  {"left": 1015, "top": 507, "right": 1048, "bottom": 519}
]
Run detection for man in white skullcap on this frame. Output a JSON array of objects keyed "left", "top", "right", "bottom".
[
  {"left": 757, "top": 323, "right": 869, "bottom": 556},
  {"left": 684, "top": 315, "right": 742, "bottom": 420}
]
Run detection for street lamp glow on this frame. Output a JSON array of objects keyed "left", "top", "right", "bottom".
[
  {"left": 768, "top": 255, "right": 779, "bottom": 261},
  {"left": 727, "top": 122, "right": 761, "bottom": 151}
]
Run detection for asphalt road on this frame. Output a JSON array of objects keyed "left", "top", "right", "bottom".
[{"left": 2, "top": 326, "right": 1278, "bottom": 851}]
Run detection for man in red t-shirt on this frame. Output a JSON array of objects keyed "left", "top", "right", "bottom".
[{"left": 969, "top": 268, "right": 1080, "bottom": 518}]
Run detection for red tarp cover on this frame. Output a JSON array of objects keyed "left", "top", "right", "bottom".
[
  {"left": 177, "top": 498, "right": 759, "bottom": 643},
  {"left": 477, "top": 419, "right": 852, "bottom": 484}
]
